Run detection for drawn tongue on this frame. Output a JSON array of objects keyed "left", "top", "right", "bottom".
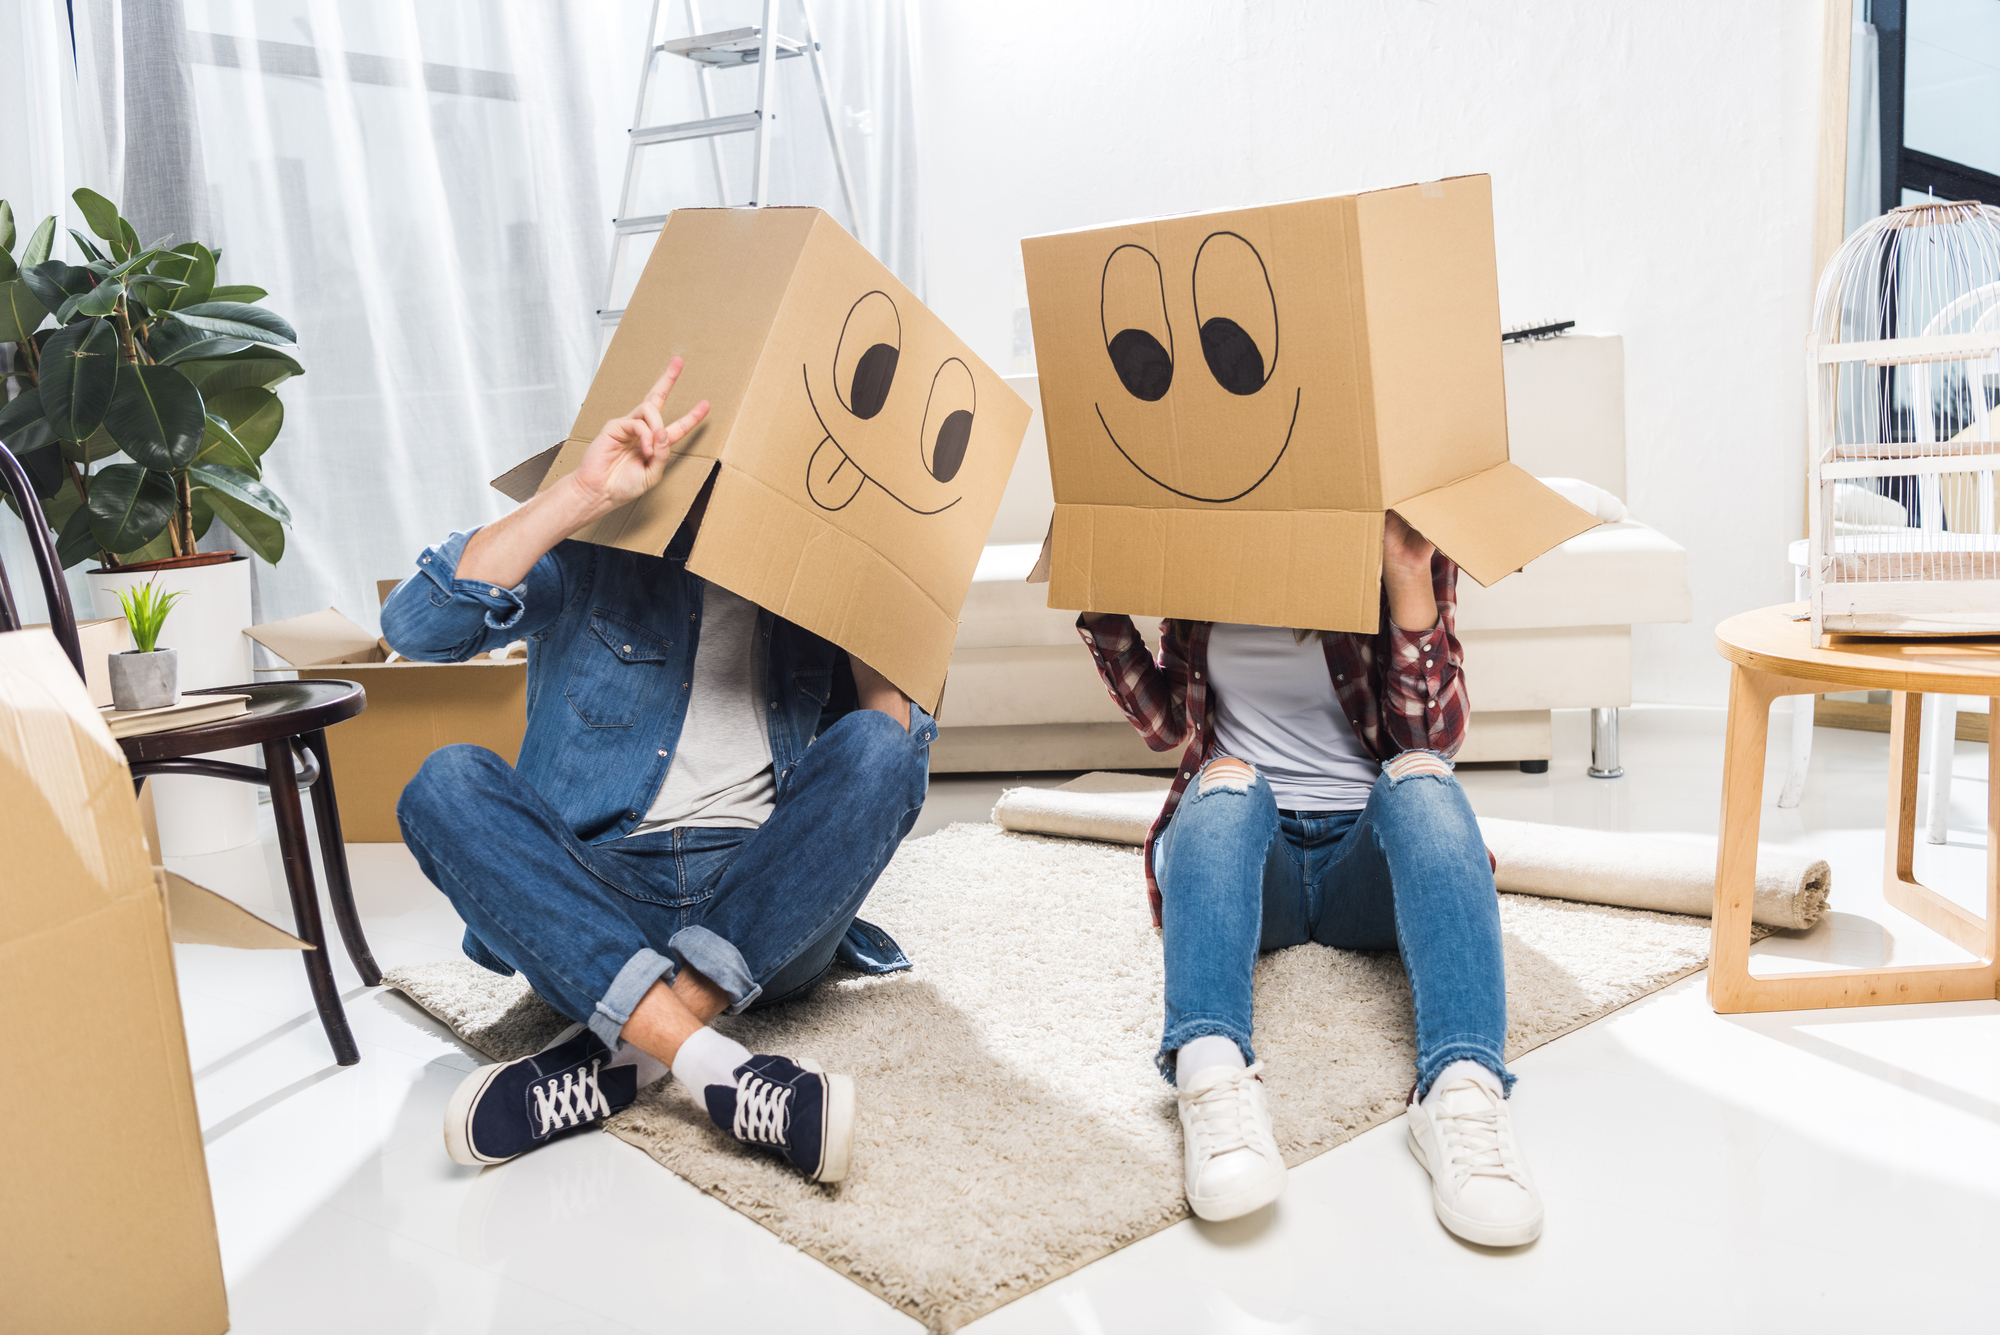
[{"left": 806, "top": 437, "right": 865, "bottom": 510}]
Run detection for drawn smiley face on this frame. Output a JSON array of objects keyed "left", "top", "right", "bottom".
[
  {"left": 1095, "top": 232, "right": 1300, "bottom": 502},
  {"left": 802, "top": 291, "right": 977, "bottom": 516}
]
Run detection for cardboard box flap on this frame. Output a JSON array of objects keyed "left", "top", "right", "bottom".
[
  {"left": 1391, "top": 461, "right": 1599, "bottom": 587},
  {"left": 491, "top": 443, "right": 562, "bottom": 505},
  {"left": 158, "top": 869, "right": 309, "bottom": 950},
  {"left": 0, "top": 629, "right": 159, "bottom": 942},
  {"left": 246, "top": 608, "right": 384, "bottom": 668}
]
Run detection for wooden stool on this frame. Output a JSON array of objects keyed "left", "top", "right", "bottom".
[{"left": 1712, "top": 603, "right": 2000, "bottom": 1012}]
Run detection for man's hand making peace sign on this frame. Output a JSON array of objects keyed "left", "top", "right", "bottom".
[{"left": 457, "top": 358, "right": 710, "bottom": 589}]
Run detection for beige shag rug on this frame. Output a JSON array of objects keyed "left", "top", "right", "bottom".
[{"left": 387, "top": 822, "right": 1740, "bottom": 1332}]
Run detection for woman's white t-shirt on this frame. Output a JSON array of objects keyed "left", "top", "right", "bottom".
[{"left": 1206, "top": 622, "right": 1378, "bottom": 812}]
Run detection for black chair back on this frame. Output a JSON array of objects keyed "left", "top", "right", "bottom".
[{"left": 0, "top": 442, "right": 84, "bottom": 679}]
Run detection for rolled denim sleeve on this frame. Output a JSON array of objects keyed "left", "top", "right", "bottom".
[{"left": 379, "top": 528, "right": 570, "bottom": 663}]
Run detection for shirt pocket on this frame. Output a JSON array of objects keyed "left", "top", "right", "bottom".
[
  {"left": 793, "top": 667, "right": 833, "bottom": 707},
  {"left": 565, "top": 611, "right": 673, "bottom": 729}
]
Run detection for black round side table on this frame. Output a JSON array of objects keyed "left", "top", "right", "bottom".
[{"left": 123, "top": 680, "right": 376, "bottom": 1065}]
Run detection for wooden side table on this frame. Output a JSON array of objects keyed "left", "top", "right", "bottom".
[
  {"left": 123, "top": 679, "right": 377, "bottom": 1063},
  {"left": 1712, "top": 603, "right": 2000, "bottom": 1012}
]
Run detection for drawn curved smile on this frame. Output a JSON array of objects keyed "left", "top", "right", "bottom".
[
  {"left": 802, "top": 366, "right": 961, "bottom": 515},
  {"left": 1093, "top": 386, "right": 1301, "bottom": 504}
]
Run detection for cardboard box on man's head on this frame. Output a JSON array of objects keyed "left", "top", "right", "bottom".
[
  {"left": 1021, "top": 175, "right": 1598, "bottom": 629},
  {"left": 495, "top": 207, "right": 1031, "bottom": 715}
]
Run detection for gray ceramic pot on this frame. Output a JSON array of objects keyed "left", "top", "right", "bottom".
[{"left": 109, "top": 648, "right": 179, "bottom": 711}]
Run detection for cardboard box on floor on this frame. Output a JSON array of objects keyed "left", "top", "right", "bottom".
[
  {"left": 245, "top": 581, "right": 526, "bottom": 842},
  {"left": 492, "top": 207, "right": 1032, "bottom": 716},
  {"left": 1020, "top": 174, "right": 1598, "bottom": 628},
  {"left": 0, "top": 628, "right": 309, "bottom": 1334}
]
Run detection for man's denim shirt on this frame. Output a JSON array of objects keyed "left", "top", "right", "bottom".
[{"left": 380, "top": 524, "right": 924, "bottom": 974}]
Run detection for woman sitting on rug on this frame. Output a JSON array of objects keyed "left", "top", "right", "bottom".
[{"left": 1077, "top": 511, "right": 1541, "bottom": 1244}]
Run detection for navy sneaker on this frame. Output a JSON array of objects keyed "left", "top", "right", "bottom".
[
  {"left": 703, "top": 1055, "right": 855, "bottom": 1183},
  {"left": 444, "top": 1024, "right": 639, "bottom": 1167}
]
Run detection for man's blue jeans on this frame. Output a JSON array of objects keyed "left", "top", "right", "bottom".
[
  {"left": 1155, "top": 753, "right": 1511, "bottom": 1098},
  {"left": 398, "top": 708, "right": 932, "bottom": 1051}
]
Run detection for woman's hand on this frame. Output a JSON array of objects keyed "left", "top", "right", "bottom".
[
  {"left": 1383, "top": 510, "right": 1439, "bottom": 633},
  {"left": 571, "top": 356, "right": 711, "bottom": 513}
]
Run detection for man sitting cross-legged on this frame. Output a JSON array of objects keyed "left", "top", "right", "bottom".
[{"left": 383, "top": 358, "right": 933, "bottom": 1181}]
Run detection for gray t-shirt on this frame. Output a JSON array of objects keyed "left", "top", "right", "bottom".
[
  {"left": 1207, "top": 622, "right": 1378, "bottom": 812},
  {"left": 627, "top": 583, "right": 777, "bottom": 834}
]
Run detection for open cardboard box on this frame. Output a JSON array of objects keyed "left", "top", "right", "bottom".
[
  {"left": 1021, "top": 174, "right": 1598, "bottom": 627},
  {"left": 245, "top": 580, "right": 527, "bottom": 842},
  {"left": 0, "top": 628, "right": 311, "bottom": 1333},
  {"left": 493, "top": 206, "right": 1032, "bottom": 716}
]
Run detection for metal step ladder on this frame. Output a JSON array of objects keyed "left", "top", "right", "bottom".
[{"left": 601, "top": 0, "right": 861, "bottom": 329}]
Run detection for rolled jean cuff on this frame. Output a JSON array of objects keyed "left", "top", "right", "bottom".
[
  {"left": 590, "top": 947, "right": 675, "bottom": 1050},
  {"left": 1157, "top": 1017, "right": 1257, "bottom": 1086},
  {"left": 1415, "top": 1037, "right": 1515, "bottom": 1099},
  {"left": 668, "top": 925, "right": 760, "bottom": 1014}
]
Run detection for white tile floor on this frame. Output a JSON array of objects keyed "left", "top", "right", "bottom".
[{"left": 168, "top": 706, "right": 2000, "bottom": 1334}]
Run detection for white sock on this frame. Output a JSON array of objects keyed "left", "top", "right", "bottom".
[
  {"left": 671, "top": 1025, "right": 753, "bottom": 1094},
  {"left": 1177, "top": 1034, "right": 1248, "bottom": 1084},
  {"left": 1423, "top": 1058, "right": 1504, "bottom": 1106},
  {"left": 606, "top": 1041, "right": 669, "bottom": 1089}
]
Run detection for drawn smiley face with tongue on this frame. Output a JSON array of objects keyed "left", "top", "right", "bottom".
[{"left": 803, "top": 290, "right": 977, "bottom": 516}]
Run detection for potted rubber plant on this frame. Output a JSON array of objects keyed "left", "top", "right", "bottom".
[
  {"left": 0, "top": 188, "right": 302, "bottom": 571},
  {"left": 108, "top": 578, "right": 183, "bottom": 710},
  {"left": 0, "top": 189, "right": 305, "bottom": 853}
]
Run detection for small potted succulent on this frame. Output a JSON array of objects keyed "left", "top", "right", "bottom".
[{"left": 109, "top": 578, "right": 184, "bottom": 711}]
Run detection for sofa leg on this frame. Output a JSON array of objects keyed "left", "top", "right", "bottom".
[
  {"left": 1589, "top": 706, "right": 1624, "bottom": 779},
  {"left": 1518, "top": 759, "right": 1549, "bottom": 774}
]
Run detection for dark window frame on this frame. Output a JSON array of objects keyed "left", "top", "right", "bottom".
[{"left": 1874, "top": 0, "right": 2000, "bottom": 210}]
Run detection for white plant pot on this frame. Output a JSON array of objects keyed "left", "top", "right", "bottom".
[{"left": 88, "top": 556, "right": 259, "bottom": 857}]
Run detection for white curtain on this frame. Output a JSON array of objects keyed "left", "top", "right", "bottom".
[{"left": 0, "top": 0, "right": 922, "bottom": 636}]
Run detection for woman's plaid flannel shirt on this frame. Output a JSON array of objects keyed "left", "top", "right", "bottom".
[{"left": 1077, "top": 551, "right": 1471, "bottom": 925}]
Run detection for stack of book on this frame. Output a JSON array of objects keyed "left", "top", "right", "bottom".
[{"left": 100, "top": 693, "right": 251, "bottom": 740}]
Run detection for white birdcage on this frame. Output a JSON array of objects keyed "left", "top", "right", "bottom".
[{"left": 1808, "top": 199, "right": 2000, "bottom": 643}]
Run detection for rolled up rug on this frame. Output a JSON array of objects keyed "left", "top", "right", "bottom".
[
  {"left": 1478, "top": 817, "right": 1829, "bottom": 930},
  {"left": 992, "top": 774, "right": 1831, "bottom": 931}
]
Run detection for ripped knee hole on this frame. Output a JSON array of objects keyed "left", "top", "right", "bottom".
[
  {"left": 1197, "top": 758, "right": 1257, "bottom": 794},
  {"left": 1386, "top": 751, "right": 1451, "bottom": 782}
]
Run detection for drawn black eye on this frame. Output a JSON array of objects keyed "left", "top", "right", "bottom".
[
  {"left": 1101, "top": 244, "right": 1173, "bottom": 402},
  {"left": 1192, "top": 231, "right": 1277, "bottom": 396},
  {"left": 835, "top": 290, "right": 900, "bottom": 419},
  {"left": 922, "top": 359, "right": 976, "bottom": 483}
]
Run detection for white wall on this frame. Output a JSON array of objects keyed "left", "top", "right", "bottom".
[{"left": 915, "top": 0, "right": 1827, "bottom": 705}]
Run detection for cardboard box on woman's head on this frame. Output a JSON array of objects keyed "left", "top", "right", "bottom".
[
  {"left": 493, "top": 207, "right": 1031, "bottom": 716},
  {"left": 1021, "top": 174, "right": 1598, "bottom": 629}
]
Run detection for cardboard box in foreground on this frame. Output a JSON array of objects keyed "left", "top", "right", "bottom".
[
  {"left": 495, "top": 207, "right": 1032, "bottom": 715},
  {"left": 1021, "top": 174, "right": 1598, "bottom": 629},
  {"left": 247, "top": 593, "right": 527, "bottom": 842},
  {"left": 0, "top": 628, "right": 308, "bottom": 1334}
]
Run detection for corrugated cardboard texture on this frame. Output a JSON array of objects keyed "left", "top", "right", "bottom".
[
  {"left": 248, "top": 609, "right": 527, "bottom": 842},
  {"left": 1023, "top": 176, "right": 1596, "bottom": 628},
  {"left": 511, "top": 207, "right": 1030, "bottom": 714},
  {"left": 0, "top": 629, "right": 228, "bottom": 1334},
  {"left": 1051, "top": 505, "right": 1383, "bottom": 630}
]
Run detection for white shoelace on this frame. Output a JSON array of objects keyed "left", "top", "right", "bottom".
[
  {"left": 531, "top": 1059, "right": 613, "bottom": 1136},
  {"left": 1433, "top": 1085, "right": 1515, "bottom": 1181},
  {"left": 1183, "top": 1061, "right": 1267, "bottom": 1159},
  {"left": 733, "top": 1073, "right": 795, "bottom": 1146}
]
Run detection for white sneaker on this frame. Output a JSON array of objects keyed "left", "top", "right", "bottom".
[
  {"left": 1406, "top": 1076, "right": 1544, "bottom": 1246},
  {"left": 1177, "top": 1061, "right": 1287, "bottom": 1221}
]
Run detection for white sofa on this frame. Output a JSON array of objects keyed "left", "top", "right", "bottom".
[{"left": 933, "top": 333, "right": 1691, "bottom": 774}]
